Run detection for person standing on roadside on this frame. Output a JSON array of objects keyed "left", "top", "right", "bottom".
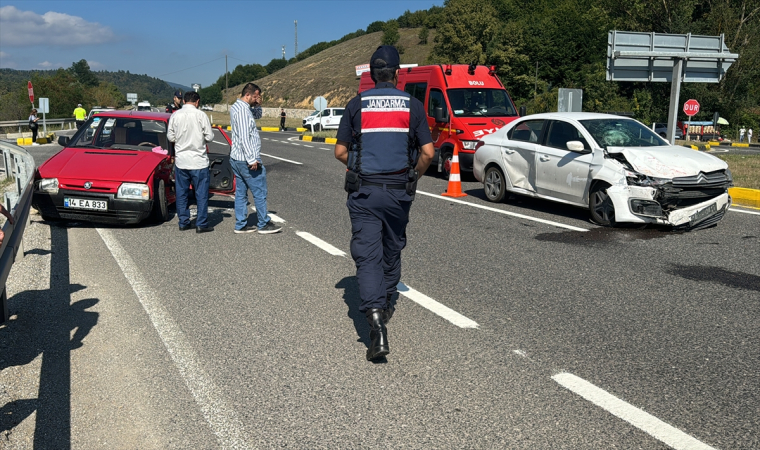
[
  {"left": 28, "top": 108, "right": 39, "bottom": 145},
  {"left": 166, "top": 90, "right": 183, "bottom": 114},
  {"left": 739, "top": 126, "right": 746, "bottom": 143},
  {"left": 748, "top": 128, "right": 753, "bottom": 144},
  {"left": 280, "top": 108, "right": 287, "bottom": 131},
  {"left": 167, "top": 91, "right": 215, "bottom": 233},
  {"left": 229, "top": 83, "right": 282, "bottom": 234},
  {"left": 334, "top": 46, "right": 435, "bottom": 361},
  {"left": 73, "top": 103, "right": 87, "bottom": 129}
]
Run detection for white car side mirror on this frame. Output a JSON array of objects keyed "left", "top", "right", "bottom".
[{"left": 566, "top": 141, "right": 585, "bottom": 152}]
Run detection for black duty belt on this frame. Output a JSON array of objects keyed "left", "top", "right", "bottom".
[{"left": 362, "top": 181, "right": 406, "bottom": 190}]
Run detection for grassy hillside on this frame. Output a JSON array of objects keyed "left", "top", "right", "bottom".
[{"left": 223, "top": 28, "right": 436, "bottom": 109}]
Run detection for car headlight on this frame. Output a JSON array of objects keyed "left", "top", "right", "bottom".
[
  {"left": 461, "top": 140, "right": 479, "bottom": 150},
  {"left": 725, "top": 169, "right": 733, "bottom": 183},
  {"left": 625, "top": 170, "right": 670, "bottom": 187},
  {"left": 36, "top": 178, "right": 59, "bottom": 194},
  {"left": 117, "top": 183, "right": 150, "bottom": 200}
]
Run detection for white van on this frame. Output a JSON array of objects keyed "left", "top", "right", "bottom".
[
  {"left": 302, "top": 108, "right": 345, "bottom": 131},
  {"left": 137, "top": 101, "right": 151, "bottom": 111}
]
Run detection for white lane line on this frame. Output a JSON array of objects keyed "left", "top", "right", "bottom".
[
  {"left": 416, "top": 190, "right": 589, "bottom": 232},
  {"left": 269, "top": 213, "right": 286, "bottom": 223},
  {"left": 552, "top": 373, "right": 715, "bottom": 450},
  {"left": 396, "top": 282, "right": 479, "bottom": 329},
  {"left": 295, "top": 231, "right": 346, "bottom": 256},
  {"left": 260, "top": 153, "right": 302, "bottom": 165},
  {"left": 212, "top": 140, "right": 228, "bottom": 146},
  {"left": 302, "top": 144, "right": 313, "bottom": 148},
  {"left": 730, "top": 207, "right": 760, "bottom": 216},
  {"left": 290, "top": 142, "right": 301, "bottom": 146},
  {"left": 96, "top": 228, "right": 251, "bottom": 449}
]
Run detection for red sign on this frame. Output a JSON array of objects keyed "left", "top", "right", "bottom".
[
  {"left": 28, "top": 81, "right": 34, "bottom": 104},
  {"left": 683, "top": 99, "right": 700, "bottom": 117}
]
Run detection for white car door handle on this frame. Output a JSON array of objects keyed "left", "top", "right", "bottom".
[
  {"left": 539, "top": 155, "right": 550, "bottom": 162},
  {"left": 502, "top": 148, "right": 515, "bottom": 154}
]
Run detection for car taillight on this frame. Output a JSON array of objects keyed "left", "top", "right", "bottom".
[{"left": 475, "top": 140, "right": 485, "bottom": 150}]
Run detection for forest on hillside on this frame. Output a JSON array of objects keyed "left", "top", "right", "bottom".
[
  {"left": 0, "top": 61, "right": 177, "bottom": 121},
  {"left": 426, "top": 0, "right": 759, "bottom": 130}
]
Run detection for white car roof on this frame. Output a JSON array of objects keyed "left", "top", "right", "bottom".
[{"left": 517, "top": 112, "right": 633, "bottom": 121}]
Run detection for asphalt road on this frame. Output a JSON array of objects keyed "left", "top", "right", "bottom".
[{"left": 20, "top": 131, "right": 760, "bottom": 448}]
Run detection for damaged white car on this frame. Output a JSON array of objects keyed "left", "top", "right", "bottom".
[{"left": 473, "top": 113, "right": 732, "bottom": 229}]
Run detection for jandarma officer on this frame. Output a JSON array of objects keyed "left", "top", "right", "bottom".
[{"left": 334, "top": 45, "right": 434, "bottom": 361}]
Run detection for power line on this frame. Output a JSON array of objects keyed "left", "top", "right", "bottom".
[{"left": 156, "top": 57, "right": 226, "bottom": 77}]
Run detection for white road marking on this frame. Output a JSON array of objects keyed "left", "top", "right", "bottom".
[
  {"left": 290, "top": 142, "right": 301, "bottom": 146},
  {"left": 302, "top": 144, "right": 313, "bottom": 148},
  {"left": 96, "top": 228, "right": 251, "bottom": 449},
  {"left": 269, "top": 213, "right": 286, "bottom": 223},
  {"left": 416, "top": 190, "right": 589, "bottom": 232},
  {"left": 552, "top": 373, "right": 715, "bottom": 450},
  {"left": 295, "top": 231, "right": 346, "bottom": 256},
  {"left": 212, "top": 140, "right": 228, "bottom": 146},
  {"left": 513, "top": 349, "right": 528, "bottom": 357},
  {"left": 260, "top": 153, "right": 302, "bottom": 165},
  {"left": 396, "top": 282, "right": 479, "bottom": 329},
  {"left": 730, "top": 207, "right": 760, "bottom": 216}
]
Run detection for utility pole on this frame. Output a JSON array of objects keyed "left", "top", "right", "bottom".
[
  {"left": 534, "top": 62, "right": 538, "bottom": 100},
  {"left": 294, "top": 20, "right": 298, "bottom": 57},
  {"left": 225, "top": 54, "right": 228, "bottom": 110}
]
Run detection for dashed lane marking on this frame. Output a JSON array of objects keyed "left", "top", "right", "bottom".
[
  {"left": 212, "top": 140, "right": 228, "bottom": 146},
  {"left": 249, "top": 207, "right": 286, "bottom": 223},
  {"left": 290, "top": 142, "right": 301, "bottom": 146},
  {"left": 295, "top": 231, "right": 346, "bottom": 256},
  {"left": 260, "top": 153, "right": 302, "bottom": 165},
  {"left": 552, "top": 373, "right": 715, "bottom": 450},
  {"left": 302, "top": 145, "right": 313, "bottom": 148},
  {"left": 396, "top": 282, "right": 479, "bottom": 329},
  {"left": 416, "top": 190, "right": 589, "bottom": 232},
  {"left": 96, "top": 228, "right": 251, "bottom": 449}
]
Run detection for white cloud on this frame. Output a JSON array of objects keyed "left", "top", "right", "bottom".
[
  {"left": 37, "top": 61, "right": 64, "bottom": 69},
  {"left": 0, "top": 5, "right": 116, "bottom": 47},
  {"left": 87, "top": 60, "right": 104, "bottom": 70},
  {"left": 0, "top": 51, "right": 8, "bottom": 58}
]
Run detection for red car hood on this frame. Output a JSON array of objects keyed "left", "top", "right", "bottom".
[{"left": 39, "top": 147, "right": 166, "bottom": 182}]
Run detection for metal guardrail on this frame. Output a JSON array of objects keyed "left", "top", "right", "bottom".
[
  {"left": 0, "top": 140, "right": 35, "bottom": 322},
  {"left": 0, "top": 118, "right": 77, "bottom": 133}
]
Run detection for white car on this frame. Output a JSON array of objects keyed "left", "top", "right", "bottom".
[
  {"left": 473, "top": 113, "right": 732, "bottom": 229},
  {"left": 302, "top": 108, "right": 345, "bottom": 130}
]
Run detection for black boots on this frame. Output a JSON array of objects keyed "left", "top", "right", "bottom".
[
  {"left": 383, "top": 293, "right": 395, "bottom": 324},
  {"left": 365, "top": 308, "right": 389, "bottom": 360}
]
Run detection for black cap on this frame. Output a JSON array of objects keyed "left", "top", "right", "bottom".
[
  {"left": 174, "top": 90, "right": 183, "bottom": 98},
  {"left": 370, "top": 45, "right": 400, "bottom": 70}
]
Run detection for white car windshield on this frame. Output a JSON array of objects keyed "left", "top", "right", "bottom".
[{"left": 580, "top": 118, "right": 668, "bottom": 149}]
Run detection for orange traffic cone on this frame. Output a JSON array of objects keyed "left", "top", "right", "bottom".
[{"left": 441, "top": 143, "right": 467, "bottom": 197}]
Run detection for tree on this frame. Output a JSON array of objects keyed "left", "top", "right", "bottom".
[
  {"left": 366, "top": 21, "right": 385, "bottom": 33},
  {"left": 382, "top": 20, "right": 400, "bottom": 46},
  {"left": 418, "top": 27, "right": 429, "bottom": 45},
  {"left": 265, "top": 58, "right": 288, "bottom": 74},
  {"left": 198, "top": 84, "right": 222, "bottom": 105},
  {"left": 69, "top": 59, "right": 99, "bottom": 87}
]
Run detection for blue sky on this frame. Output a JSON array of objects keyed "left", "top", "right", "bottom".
[{"left": 0, "top": 0, "right": 442, "bottom": 87}]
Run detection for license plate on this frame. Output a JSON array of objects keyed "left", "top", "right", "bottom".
[
  {"left": 64, "top": 197, "right": 108, "bottom": 211},
  {"left": 689, "top": 202, "right": 717, "bottom": 227}
]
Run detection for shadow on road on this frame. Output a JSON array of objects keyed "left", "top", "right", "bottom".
[
  {"left": 0, "top": 223, "right": 99, "bottom": 448},
  {"left": 336, "top": 276, "right": 369, "bottom": 347}
]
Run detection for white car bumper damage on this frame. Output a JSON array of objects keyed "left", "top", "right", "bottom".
[{"left": 608, "top": 185, "right": 730, "bottom": 228}]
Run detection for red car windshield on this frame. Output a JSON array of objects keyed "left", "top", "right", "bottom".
[{"left": 69, "top": 116, "right": 168, "bottom": 151}]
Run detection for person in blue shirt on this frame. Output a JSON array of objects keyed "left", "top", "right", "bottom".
[{"left": 334, "top": 46, "right": 435, "bottom": 361}]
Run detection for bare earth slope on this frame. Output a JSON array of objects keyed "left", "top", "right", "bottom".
[{"left": 222, "top": 28, "right": 435, "bottom": 109}]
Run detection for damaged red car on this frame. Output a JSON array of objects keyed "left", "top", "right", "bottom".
[{"left": 32, "top": 110, "right": 235, "bottom": 225}]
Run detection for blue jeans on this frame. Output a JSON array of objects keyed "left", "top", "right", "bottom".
[
  {"left": 175, "top": 167, "right": 210, "bottom": 228},
  {"left": 230, "top": 159, "right": 271, "bottom": 230}
]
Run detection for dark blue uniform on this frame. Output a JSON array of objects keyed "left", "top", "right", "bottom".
[{"left": 337, "top": 81, "right": 433, "bottom": 314}]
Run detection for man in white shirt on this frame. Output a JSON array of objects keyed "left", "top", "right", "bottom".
[{"left": 167, "top": 91, "right": 215, "bottom": 233}]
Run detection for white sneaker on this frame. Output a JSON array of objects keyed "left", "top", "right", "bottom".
[{"left": 32, "top": 142, "right": 40, "bottom": 146}]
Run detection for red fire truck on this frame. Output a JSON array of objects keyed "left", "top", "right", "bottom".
[{"left": 360, "top": 64, "right": 520, "bottom": 177}]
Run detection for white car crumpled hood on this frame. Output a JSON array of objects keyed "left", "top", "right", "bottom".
[{"left": 606, "top": 145, "right": 727, "bottom": 178}]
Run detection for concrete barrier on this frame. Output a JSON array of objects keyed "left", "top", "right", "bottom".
[{"left": 729, "top": 187, "right": 760, "bottom": 209}]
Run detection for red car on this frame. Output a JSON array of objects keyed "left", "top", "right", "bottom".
[{"left": 32, "top": 110, "right": 235, "bottom": 225}]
